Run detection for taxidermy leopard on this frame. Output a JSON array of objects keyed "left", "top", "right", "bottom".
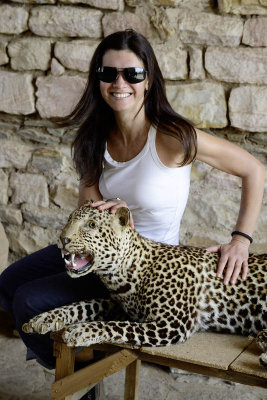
[{"left": 23, "top": 202, "right": 267, "bottom": 366}]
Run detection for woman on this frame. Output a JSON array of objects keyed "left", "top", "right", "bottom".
[{"left": 0, "top": 30, "right": 264, "bottom": 397}]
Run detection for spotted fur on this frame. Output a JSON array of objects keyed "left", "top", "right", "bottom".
[{"left": 23, "top": 204, "right": 267, "bottom": 362}]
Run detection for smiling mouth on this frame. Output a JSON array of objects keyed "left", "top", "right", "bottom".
[
  {"left": 111, "top": 93, "right": 132, "bottom": 98},
  {"left": 61, "top": 250, "right": 94, "bottom": 274}
]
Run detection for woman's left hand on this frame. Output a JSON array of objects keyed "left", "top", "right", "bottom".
[{"left": 206, "top": 239, "right": 250, "bottom": 285}]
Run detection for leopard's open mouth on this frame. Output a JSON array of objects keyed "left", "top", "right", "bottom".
[{"left": 61, "top": 250, "right": 94, "bottom": 274}]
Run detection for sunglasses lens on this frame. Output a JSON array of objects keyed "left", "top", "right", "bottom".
[
  {"left": 124, "top": 68, "right": 146, "bottom": 83},
  {"left": 97, "top": 67, "right": 117, "bottom": 83}
]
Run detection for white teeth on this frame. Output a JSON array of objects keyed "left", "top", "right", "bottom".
[
  {"left": 65, "top": 259, "right": 71, "bottom": 266},
  {"left": 112, "top": 93, "right": 131, "bottom": 98},
  {"left": 61, "top": 250, "right": 64, "bottom": 259},
  {"left": 71, "top": 254, "right": 77, "bottom": 267}
]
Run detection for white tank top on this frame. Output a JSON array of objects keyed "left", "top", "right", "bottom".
[{"left": 99, "top": 124, "right": 191, "bottom": 245}]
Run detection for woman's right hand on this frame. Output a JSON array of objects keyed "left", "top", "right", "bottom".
[{"left": 89, "top": 199, "right": 135, "bottom": 229}]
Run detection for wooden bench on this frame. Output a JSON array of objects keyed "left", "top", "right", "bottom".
[{"left": 51, "top": 332, "right": 267, "bottom": 400}]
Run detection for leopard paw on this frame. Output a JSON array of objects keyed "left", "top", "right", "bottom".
[
  {"left": 62, "top": 324, "right": 98, "bottom": 347},
  {"left": 22, "top": 314, "right": 65, "bottom": 334}
]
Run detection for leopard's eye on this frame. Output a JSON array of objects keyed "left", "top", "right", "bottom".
[{"left": 84, "top": 220, "right": 97, "bottom": 229}]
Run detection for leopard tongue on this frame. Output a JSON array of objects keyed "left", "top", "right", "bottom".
[{"left": 70, "top": 255, "right": 92, "bottom": 271}]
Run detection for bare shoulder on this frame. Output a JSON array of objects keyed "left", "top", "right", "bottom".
[{"left": 155, "top": 128, "right": 186, "bottom": 167}]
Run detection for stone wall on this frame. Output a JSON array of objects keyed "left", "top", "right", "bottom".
[{"left": 0, "top": 0, "right": 266, "bottom": 260}]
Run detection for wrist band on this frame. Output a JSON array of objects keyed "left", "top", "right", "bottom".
[{"left": 231, "top": 231, "right": 253, "bottom": 244}]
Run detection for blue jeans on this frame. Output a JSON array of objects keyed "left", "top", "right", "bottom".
[{"left": 0, "top": 245, "right": 109, "bottom": 369}]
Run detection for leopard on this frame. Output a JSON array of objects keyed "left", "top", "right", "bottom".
[{"left": 23, "top": 201, "right": 267, "bottom": 366}]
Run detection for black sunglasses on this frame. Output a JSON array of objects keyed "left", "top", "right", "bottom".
[{"left": 96, "top": 66, "right": 148, "bottom": 84}]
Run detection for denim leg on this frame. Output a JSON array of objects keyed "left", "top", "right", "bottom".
[{"left": 0, "top": 244, "right": 109, "bottom": 368}]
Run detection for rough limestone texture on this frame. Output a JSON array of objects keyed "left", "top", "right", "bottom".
[
  {"left": 166, "top": 82, "right": 227, "bottom": 128},
  {"left": 102, "top": 12, "right": 148, "bottom": 37},
  {"left": 242, "top": 17, "right": 267, "bottom": 46},
  {"left": 50, "top": 173, "right": 79, "bottom": 210},
  {"left": 29, "top": 6, "right": 103, "bottom": 38},
  {"left": 36, "top": 75, "right": 87, "bottom": 118},
  {"left": 153, "top": 44, "right": 187, "bottom": 80},
  {"left": 218, "top": 0, "right": 267, "bottom": 15},
  {"left": 0, "top": 38, "right": 9, "bottom": 66},
  {"left": 177, "top": 11, "right": 243, "bottom": 47},
  {"left": 229, "top": 86, "right": 267, "bottom": 132},
  {"left": 31, "top": 148, "right": 64, "bottom": 178},
  {"left": 8, "top": 38, "right": 52, "bottom": 71},
  {"left": 54, "top": 40, "right": 99, "bottom": 72},
  {"left": 21, "top": 204, "right": 68, "bottom": 230},
  {"left": 0, "top": 223, "right": 9, "bottom": 273},
  {"left": 51, "top": 58, "right": 65, "bottom": 76},
  {"left": 189, "top": 46, "right": 205, "bottom": 80},
  {"left": 0, "top": 140, "right": 33, "bottom": 169},
  {"left": 10, "top": 173, "right": 49, "bottom": 207},
  {"left": 59, "top": 0, "right": 124, "bottom": 10},
  {"left": 0, "top": 169, "right": 8, "bottom": 205},
  {"left": 0, "top": 5, "right": 28, "bottom": 34},
  {"left": 205, "top": 47, "right": 267, "bottom": 84},
  {"left": 0, "top": 71, "right": 35, "bottom": 115},
  {"left": 6, "top": 222, "right": 60, "bottom": 255},
  {"left": 0, "top": 205, "right": 23, "bottom": 225}
]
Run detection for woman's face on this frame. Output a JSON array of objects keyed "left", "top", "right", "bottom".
[{"left": 99, "top": 49, "right": 148, "bottom": 116}]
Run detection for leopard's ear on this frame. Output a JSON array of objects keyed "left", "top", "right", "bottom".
[{"left": 115, "top": 207, "right": 130, "bottom": 227}]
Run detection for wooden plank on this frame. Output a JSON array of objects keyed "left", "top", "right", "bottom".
[
  {"left": 138, "top": 352, "right": 267, "bottom": 388},
  {"left": 229, "top": 340, "right": 267, "bottom": 380},
  {"left": 53, "top": 341, "right": 75, "bottom": 400},
  {"left": 52, "top": 349, "right": 138, "bottom": 400},
  {"left": 124, "top": 360, "right": 141, "bottom": 400},
  {"left": 138, "top": 333, "right": 252, "bottom": 371}
]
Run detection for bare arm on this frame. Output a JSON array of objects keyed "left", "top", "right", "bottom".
[
  {"left": 78, "top": 181, "right": 103, "bottom": 207},
  {"left": 196, "top": 129, "right": 265, "bottom": 284}
]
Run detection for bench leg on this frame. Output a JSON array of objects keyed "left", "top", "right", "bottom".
[
  {"left": 124, "top": 359, "right": 141, "bottom": 400},
  {"left": 53, "top": 340, "right": 75, "bottom": 400}
]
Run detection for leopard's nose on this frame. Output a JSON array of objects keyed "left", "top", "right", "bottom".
[{"left": 60, "top": 236, "right": 71, "bottom": 247}]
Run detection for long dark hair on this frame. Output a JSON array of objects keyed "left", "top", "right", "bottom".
[{"left": 58, "top": 29, "right": 197, "bottom": 186}]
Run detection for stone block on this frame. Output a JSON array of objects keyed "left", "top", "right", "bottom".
[
  {"left": 153, "top": 44, "right": 187, "bottom": 80},
  {"left": 242, "top": 17, "right": 267, "bottom": 46},
  {"left": 0, "top": 140, "right": 33, "bottom": 169},
  {"left": 29, "top": 6, "right": 103, "bottom": 38},
  {"left": 59, "top": 0, "right": 124, "bottom": 10},
  {"left": 188, "top": 46, "right": 205, "bottom": 80},
  {"left": 0, "top": 39, "right": 8, "bottom": 66},
  {"left": 36, "top": 75, "right": 87, "bottom": 118},
  {"left": 31, "top": 148, "right": 63, "bottom": 178},
  {"left": 8, "top": 38, "right": 52, "bottom": 71},
  {"left": 21, "top": 204, "right": 68, "bottom": 230},
  {"left": 218, "top": 0, "right": 267, "bottom": 15},
  {"left": 11, "top": 0, "right": 56, "bottom": 3},
  {"left": 0, "top": 5, "right": 28, "bottom": 34},
  {"left": 54, "top": 40, "right": 99, "bottom": 72},
  {"left": 166, "top": 82, "right": 227, "bottom": 129},
  {"left": 10, "top": 172, "right": 49, "bottom": 207},
  {"left": 0, "top": 206, "right": 23, "bottom": 225},
  {"left": 51, "top": 174, "right": 79, "bottom": 210},
  {"left": 18, "top": 128, "right": 60, "bottom": 144},
  {"left": 102, "top": 12, "right": 148, "bottom": 37},
  {"left": 6, "top": 222, "right": 59, "bottom": 256},
  {"left": 0, "top": 169, "right": 8, "bottom": 205},
  {"left": 0, "top": 71, "right": 35, "bottom": 115},
  {"left": 51, "top": 58, "right": 65, "bottom": 76},
  {"left": 0, "top": 222, "right": 8, "bottom": 273},
  {"left": 205, "top": 47, "right": 267, "bottom": 84},
  {"left": 178, "top": 11, "right": 243, "bottom": 47},
  {"left": 229, "top": 86, "right": 267, "bottom": 132}
]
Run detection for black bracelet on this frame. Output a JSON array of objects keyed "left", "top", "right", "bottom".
[{"left": 231, "top": 231, "right": 253, "bottom": 244}]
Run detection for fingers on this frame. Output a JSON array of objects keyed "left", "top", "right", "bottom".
[{"left": 90, "top": 199, "right": 135, "bottom": 229}]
